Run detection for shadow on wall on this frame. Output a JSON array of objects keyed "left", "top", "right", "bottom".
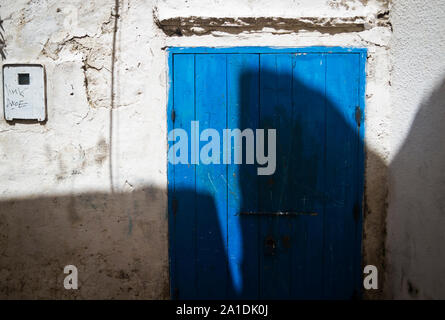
[
  {"left": 388, "top": 76, "right": 445, "bottom": 299},
  {"left": 0, "top": 188, "right": 170, "bottom": 299}
]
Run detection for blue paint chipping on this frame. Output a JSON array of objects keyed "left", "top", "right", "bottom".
[{"left": 167, "top": 47, "right": 367, "bottom": 299}]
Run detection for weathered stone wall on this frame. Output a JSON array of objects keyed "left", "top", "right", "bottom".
[{"left": 0, "top": 0, "right": 391, "bottom": 299}]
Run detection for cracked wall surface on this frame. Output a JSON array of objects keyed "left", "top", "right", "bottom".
[{"left": 0, "top": 0, "right": 391, "bottom": 299}]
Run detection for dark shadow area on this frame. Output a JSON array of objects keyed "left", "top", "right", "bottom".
[{"left": 0, "top": 187, "right": 170, "bottom": 299}]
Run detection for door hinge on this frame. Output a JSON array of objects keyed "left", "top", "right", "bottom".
[
  {"left": 171, "top": 110, "right": 176, "bottom": 123},
  {"left": 172, "top": 198, "right": 178, "bottom": 216}
]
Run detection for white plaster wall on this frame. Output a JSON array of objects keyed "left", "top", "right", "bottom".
[
  {"left": 0, "top": 0, "right": 391, "bottom": 298},
  {"left": 387, "top": 0, "right": 445, "bottom": 299},
  {"left": 156, "top": 0, "right": 385, "bottom": 19},
  {"left": 0, "top": 0, "right": 170, "bottom": 299}
]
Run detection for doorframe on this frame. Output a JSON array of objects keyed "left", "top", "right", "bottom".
[{"left": 166, "top": 46, "right": 367, "bottom": 299}]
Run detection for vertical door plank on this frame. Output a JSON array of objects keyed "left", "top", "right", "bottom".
[
  {"left": 172, "top": 53, "right": 197, "bottom": 299},
  {"left": 227, "top": 53, "right": 260, "bottom": 298},
  {"left": 258, "top": 53, "right": 293, "bottom": 299},
  {"left": 290, "top": 53, "right": 326, "bottom": 299},
  {"left": 324, "top": 53, "right": 360, "bottom": 299},
  {"left": 195, "top": 54, "right": 228, "bottom": 299}
]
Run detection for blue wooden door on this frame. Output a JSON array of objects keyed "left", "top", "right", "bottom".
[{"left": 168, "top": 47, "right": 366, "bottom": 299}]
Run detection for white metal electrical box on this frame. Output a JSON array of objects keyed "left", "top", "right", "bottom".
[{"left": 3, "top": 64, "right": 46, "bottom": 121}]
